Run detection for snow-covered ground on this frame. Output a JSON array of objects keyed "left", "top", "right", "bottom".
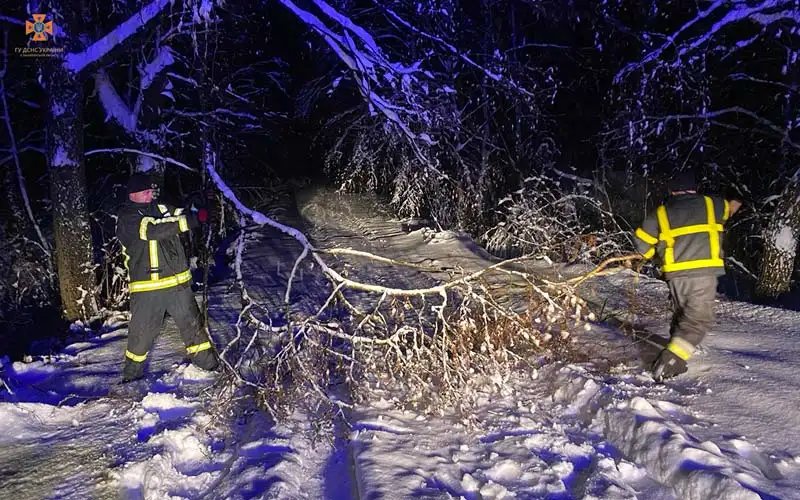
[{"left": 1, "top": 188, "right": 799, "bottom": 499}]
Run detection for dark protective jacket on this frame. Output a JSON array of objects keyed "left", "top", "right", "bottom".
[
  {"left": 116, "top": 201, "right": 200, "bottom": 293},
  {"left": 634, "top": 193, "right": 731, "bottom": 279}
]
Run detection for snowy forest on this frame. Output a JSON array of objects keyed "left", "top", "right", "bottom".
[
  {"left": 2, "top": 0, "right": 798, "bottom": 334},
  {"left": 1, "top": 1, "right": 800, "bottom": 497}
]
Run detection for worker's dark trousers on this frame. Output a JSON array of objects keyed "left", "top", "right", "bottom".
[
  {"left": 123, "top": 283, "right": 218, "bottom": 380},
  {"left": 667, "top": 275, "right": 718, "bottom": 356}
]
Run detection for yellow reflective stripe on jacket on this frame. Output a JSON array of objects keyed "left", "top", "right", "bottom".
[
  {"left": 149, "top": 240, "right": 160, "bottom": 280},
  {"left": 139, "top": 215, "right": 191, "bottom": 240},
  {"left": 129, "top": 270, "right": 192, "bottom": 293},
  {"left": 662, "top": 258, "right": 724, "bottom": 272},
  {"left": 140, "top": 217, "right": 153, "bottom": 240},
  {"left": 705, "top": 196, "right": 721, "bottom": 268},
  {"left": 666, "top": 337, "right": 694, "bottom": 360},
  {"left": 635, "top": 228, "right": 658, "bottom": 245},
  {"left": 642, "top": 247, "right": 655, "bottom": 259},
  {"left": 656, "top": 206, "right": 674, "bottom": 265},
  {"left": 658, "top": 196, "right": 725, "bottom": 273},
  {"left": 158, "top": 204, "right": 170, "bottom": 215},
  {"left": 669, "top": 222, "right": 724, "bottom": 238},
  {"left": 186, "top": 341, "right": 211, "bottom": 354},
  {"left": 722, "top": 199, "right": 730, "bottom": 222},
  {"left": 126, "top": 350, "right": 147, "bottom": 362}
]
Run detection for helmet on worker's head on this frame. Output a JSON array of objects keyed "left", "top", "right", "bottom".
[{"left": 667, "top": 171, "right": 697, "bottom": 194}]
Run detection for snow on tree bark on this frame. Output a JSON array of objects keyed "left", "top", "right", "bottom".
[
  {"left": 45, "top": 60, "right": 98, "bottom": 320},
  {"left": 756, "top": 177, "right": 800, "bottom": 299}
]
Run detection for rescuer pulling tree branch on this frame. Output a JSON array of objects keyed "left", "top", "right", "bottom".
[
  {"left": 115, "top": 172, "right": 220, "bottom": 382},
  {"left": 633, "top": 173, "right": 742, "bottom": 381}
]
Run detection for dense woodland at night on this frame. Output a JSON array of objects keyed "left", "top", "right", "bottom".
[
  {"left": 0, "top": 0, "right": 798, "bottom": 349},
  {"left": 1, "top": 2, "right": 800, "bottom": 497}
]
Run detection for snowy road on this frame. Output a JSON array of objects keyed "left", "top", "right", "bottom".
[{"left": 1, "top": 187, "right": 799, "bottom": 499}]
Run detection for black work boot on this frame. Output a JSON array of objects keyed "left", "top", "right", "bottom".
[
  {"left": 652, "top": 349, "right": 687, "bottom": 382},
  {"left": 122, "top": 358, "right": 145, "bottom": 382},
  {"left": 190, "top": 349, "right": 219, "bottom": 372}
]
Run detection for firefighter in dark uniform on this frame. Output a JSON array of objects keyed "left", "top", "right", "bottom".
[
  {"left": 633, "top": 173, "right": 741, "bottom": 381},
  {"left": 116, "top": 173, "right": 219, "bottom": 381}
]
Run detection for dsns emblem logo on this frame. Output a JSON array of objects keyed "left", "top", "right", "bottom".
[{"left": 26, "top": 14, "right": 53, "bottom": 42}]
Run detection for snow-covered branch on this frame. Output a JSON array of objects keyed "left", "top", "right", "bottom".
[
  {"left": 650, "top": 107, "right": 799, "bottom": 150},
  {"left": 92, "top": 45, "right": 175, "bottom": 154},
  {"left": 206, "top": 155, "right": 606, "bottom": 415},
  {"left": 614, "top": 1, "right": 799, "bottom": 82},
  {"left": 276, "top": 0, "right": 448, "bottom": 178},
  {"left": 140, "top": 46, "right": 175, "bottom": 91},
  {"left": 614, "top": 0, "right": 726, "bottom": 81},
  {"left": 63, "top": 0, "right": 173, "bottom": 74},
  {"left": 676, "top": 2, "right": 800, "bottom": 59},
  {"left": 378, "top": 4, "right": 536, "bottom": 98},
  {"left": 548, "top": 167, "right": 594, "bottom": 187},
  {"left": 166, "top": 72, "right": 199, "bottom": 87},
  {"left": 84, "top": 148, "right": 197, "bottom": 171},
  {"left": 93, "top": 70, "right": 137, "bottom": 133}
]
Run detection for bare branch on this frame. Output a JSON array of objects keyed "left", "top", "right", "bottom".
[
  {"left": 0, "top": 146, "right": 45, "bottom": 166},
  {"left": 649, "top": 107, "right": 800, "bottom": 150},
  {"left": 0, "top": 16, "right": 23, "bottom": 27},
  {"left": 377, "top": 2, "right": 536, "bottom": 98},
  {"left": 729, "top": 73, "right": 800, "bottom": 93},
  {"left": 84, "top": 148, "right": 197, "bottom": 171}
]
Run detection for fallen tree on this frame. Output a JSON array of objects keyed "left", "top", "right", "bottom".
[{"left": 204, "top": 160, "right": 643, "bottom": 419}]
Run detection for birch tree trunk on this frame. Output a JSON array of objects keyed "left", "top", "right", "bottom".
[{"left": 45, "top": 59, "right": 98, "bottom": 320}]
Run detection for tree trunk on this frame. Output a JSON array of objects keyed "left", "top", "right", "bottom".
[
  {"left": 756, "top": 176, "right": 800, "bottom": 299},
  {"left": 45, "top": 61, "right": 98, "bottom": 321}
]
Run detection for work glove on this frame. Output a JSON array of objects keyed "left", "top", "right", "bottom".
[
  {"left": 187, "top": 187, "right": 217, "bottom": 223},
  {"left": 651, "top": 348, "right": 687, "bottom": 382}
]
